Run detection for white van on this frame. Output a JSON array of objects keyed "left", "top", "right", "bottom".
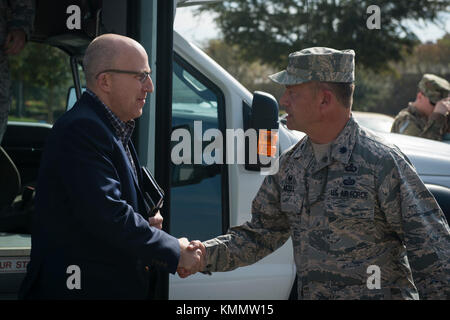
[{"left": 0, "top": 0, "right": 449, "bottom": 300}]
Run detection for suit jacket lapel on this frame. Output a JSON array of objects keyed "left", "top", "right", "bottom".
[
  {"left": 128, "top": 142, "right": 143, "bottom": 186},
  {"left": 82, "top": 92, "right": 151, "bottom": 218},
  {"left": 115, "top": 141, "right": 139, "bottom": 190}
]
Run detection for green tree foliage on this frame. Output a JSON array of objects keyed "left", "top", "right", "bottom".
[
  {"left": 396, "top": 34, "right": 450, "bottom": 75},
  {"left": 8, "top": 42, "right": 72, "bottom": 123},
  {"left": 197, "top": 0, "right": 449, "bottom": 71},
  {"left": 353, "top": 67, "right": 393, "bottom": 112},
  {"left": 204, "top": 33, "right": 450, "bottom": 117},
  {"left": 204, "top": 39, "right": 285, "bottom": 99}
]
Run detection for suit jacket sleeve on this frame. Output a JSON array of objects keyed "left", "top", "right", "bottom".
[
  {"left": 56, "top": 117, "right": 180, "bottom": 274},
  {"left": 203, "top": 172, "right": 291, "bottom": 272}
]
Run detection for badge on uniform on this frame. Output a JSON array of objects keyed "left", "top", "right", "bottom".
[
  {"left": 343, "top": 177, "right": 356, "bottom": 186},
  {"left": 344, "top": 163, "right": 358, "bottom": 173},
  {"left": 283, "top": 175, "right": 297, "bottom": 192}
]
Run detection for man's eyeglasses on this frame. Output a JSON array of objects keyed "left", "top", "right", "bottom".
[{"left": 96, "top": 69, "right": 151, "bottom": 84}]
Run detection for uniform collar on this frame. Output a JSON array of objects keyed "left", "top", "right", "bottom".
[
  {"left": 407, "top": 103, "right": 427, "bottom": 119},
  {"left": 292, "top": 115, "right": 358, "bottom": 173}
]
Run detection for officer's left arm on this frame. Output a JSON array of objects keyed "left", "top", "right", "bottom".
[{"left": 377, "top": 149, "right": 450, "bottom": 299}]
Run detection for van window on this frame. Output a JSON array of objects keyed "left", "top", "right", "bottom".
[
  {"left": 8, "top": 43, "right": 75, "bottom": 124},
  {"left": 4, "top": 43, "right": 77, "bottom": 186},
  {"left": 170, "top": 54, "right": 228, "bottom": 241}
]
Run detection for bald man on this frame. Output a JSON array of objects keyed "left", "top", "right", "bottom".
[{"left": 18, "top": 34, "right": 202, "bottom": 299}]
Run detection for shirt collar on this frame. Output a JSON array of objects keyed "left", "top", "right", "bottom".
[
  {"left": 292, "top": 115, "right": 358, "bottom": 173},
  {"left": 86, "top": 89, "right": 135, "bottom": 144}
]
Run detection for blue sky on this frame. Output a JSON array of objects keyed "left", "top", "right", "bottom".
[{"left": 174, "top": 6, "right": 450, "bottom": 48}]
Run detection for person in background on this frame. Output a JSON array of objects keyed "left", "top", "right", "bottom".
[
  {"left": 0, "top": 0, "right": 35, "bottom": 144},
  {"left": 391, "top": 74, "right": 450, "bottom": 141}
]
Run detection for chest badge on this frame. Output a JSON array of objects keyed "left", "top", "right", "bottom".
[
  {"left": 344, "top": 163, "right": 357, "bottom": 173},
  {"left": 343, "top": 177, "right": 356, "bottom": 186},
  {"left": 283, "top": 175, "right": 297, "bottom": 192}
]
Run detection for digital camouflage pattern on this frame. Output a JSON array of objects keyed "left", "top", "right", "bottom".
[
  {"left": 0, "top": 0, "right": 34, "bottom": 143},
  {"left": 391, "top": 103, "right": 449, "bottom": 141},
  {"left": 269, "top": 47, "right": 355, "bottom": 85},
  {"left": 203, "top": 117, "right": 450, "bottom": 300},
  {"left": 418, "top": 74, "right": 450, "bottom": 105}
]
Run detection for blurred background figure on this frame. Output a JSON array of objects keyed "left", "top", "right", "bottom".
[
  {"left": 391, "top": 73, "right": 450, "bottom": 141},
  {"left": 0, "top": 0, "right": 35, "bottom": 144}
]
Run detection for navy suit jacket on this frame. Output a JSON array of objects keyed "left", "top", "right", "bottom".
[{"left": 19, "top": 92, "right": 180, "bottom": 299}]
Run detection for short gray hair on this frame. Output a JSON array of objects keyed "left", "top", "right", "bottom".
[
  {"left": 315, "top": 82, "right": 355, "bottom": 108},
  {"left": 83, "top": 36, "right": 119, "bottom": 86}
]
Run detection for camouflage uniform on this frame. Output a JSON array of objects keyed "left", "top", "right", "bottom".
[
  {"left": 0, "top": 0, "right": 35, "bottom": 144},
  {"left": 391, "top": 74, "right": 450, "bottom": 141},
  {"left": 202, "top": 48, "right": 450, "bottom": 300}
]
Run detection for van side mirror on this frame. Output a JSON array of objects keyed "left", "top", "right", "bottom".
[{"left": 244, "top": 91, "right": 279, "bottom": 171}]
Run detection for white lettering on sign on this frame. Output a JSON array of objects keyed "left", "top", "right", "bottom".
[{"left": 0, "top": 257, "right": 30, "bottom": 273}]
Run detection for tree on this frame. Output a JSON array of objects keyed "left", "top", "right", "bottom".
[
  {"left": 203, "top": 34, "right": 450, "bottom": 117},
  {"left": 9, "top": 42, "right": 72, "bottom": 123},
  {"left": 205, "top": 39, "right": 285, "bottom": 101},
  {"left": 197, "top": 0, "right": 449, "bottom": 71},
  {"left": 395, "top": 33, "right": 450, "bottom": 75}
]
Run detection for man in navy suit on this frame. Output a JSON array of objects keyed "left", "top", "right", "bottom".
[{"left": 18, "top": 34, "right": 202, "bottom": 299}]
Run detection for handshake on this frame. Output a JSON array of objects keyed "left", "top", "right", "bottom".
[
  {"left": 148, "top": 213, "right": 207, "bottom": 278},
  {"left": 177, "top": 238, "right": 206, "bottom": 278}
]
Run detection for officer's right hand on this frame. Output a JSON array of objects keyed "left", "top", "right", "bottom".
[{"left": 434, "top": 97, "right": 450, "bottom": 116}]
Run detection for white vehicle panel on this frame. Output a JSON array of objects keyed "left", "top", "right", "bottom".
[
  {"left": 169, "top": 239, "right": 295, "bottom": 300},
  {"left": 169, "top": 31, "right": 296, "bottom": 299}
]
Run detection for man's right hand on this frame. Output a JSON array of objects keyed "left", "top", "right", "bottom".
[
  {"left": 177, "top": 239, "right": 206, "bottom": 278},
  {"left": 177, "top": 238, "right": 203, "bottom": 277}
]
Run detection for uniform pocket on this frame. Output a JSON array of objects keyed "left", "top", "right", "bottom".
[{"left": 325, "top": 199, "right": 375, "bottom": 258}]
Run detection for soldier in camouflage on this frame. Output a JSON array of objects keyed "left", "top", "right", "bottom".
[
  {"left": 391, "top": 74, "right": 450, "bottom": 141},
  {"left": 183, "top": 47, "right": 450, "bottom": 300},
  {"left": 0, "top": 0, "right": 35, "bottom": 144}
]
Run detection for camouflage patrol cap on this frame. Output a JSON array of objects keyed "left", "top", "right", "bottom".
[
  {"left": 418, "top": 74, "right": 450, "bottom": 104},
  {"left": 269, "top": 47, "right": 355, "bottom": 85}
]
